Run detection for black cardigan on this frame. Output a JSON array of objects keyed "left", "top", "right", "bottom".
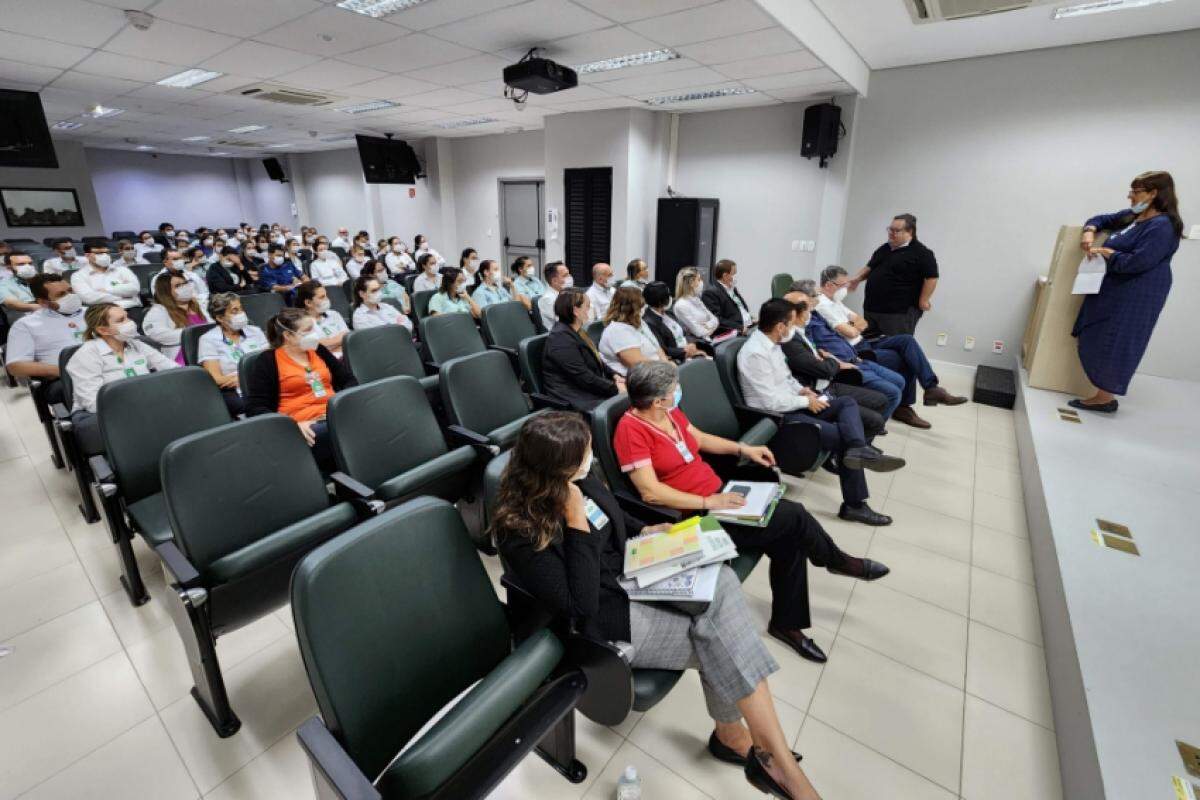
[
  {"left": 243, "top": 345, "right": 357, "bottom": 418},
  {"left": 542, "top": 322, "right": 620, "bottom": 412},
  {"left": 497, "top": 477, "right": 646, "bottom": 642}
]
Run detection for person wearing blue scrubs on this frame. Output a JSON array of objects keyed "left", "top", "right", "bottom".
[{"left": 1073, "top": 171, "right": 1183, "bottom": 413}]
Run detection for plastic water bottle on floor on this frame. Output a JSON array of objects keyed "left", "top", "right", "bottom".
[{"left": 616, "top": 765, "right": 641, "bottom": 799}]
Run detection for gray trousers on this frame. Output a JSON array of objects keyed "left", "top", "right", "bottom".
[
  {"left": 628, "top": 565, "right": 779, "bottom": 722},
  {"left": 866, "top": 306, "right": 922, "bottom": 337}
]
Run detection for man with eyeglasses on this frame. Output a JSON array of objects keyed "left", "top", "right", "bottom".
[{"left": 847, "top": 213, "right": 938, "bottom": 336}]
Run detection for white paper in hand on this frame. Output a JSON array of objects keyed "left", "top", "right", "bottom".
[{"left": 1072, "top": 255, "right": 1105, "bottom": 295}]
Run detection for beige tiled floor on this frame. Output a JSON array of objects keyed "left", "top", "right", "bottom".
[{"left": 0, "top": 369, "right": 1064, "bottom": 800}]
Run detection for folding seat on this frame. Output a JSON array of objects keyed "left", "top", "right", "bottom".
[
  {"left": 239, "top": 291, "right": 284, "bottom": 331},
  {"left": 419, "top": 312, "right": 486, "bottom": 371},
  {"left": 770, "top": 272, "right": 795, "bottom": 299},
  {"left": 342, "top": 325, "right": 436, "bottom": 396},
  {"left": 157, "top": 413, "right": 368, "bottom": 735},
  {"left": 328, "top": 288, "right": 352, "bottom": 327},
  {"left": 292, "top": 497, "right": 590, "bottom": 798},
  {"left": 180, "top": 323, "right": 217, "bottom": 366},
  {"left": 479, "top": 300, "right": 535, "bottom": 362},
  {"left": 440, "top": 350, "right": 548, "bottom": 453},
  {"left": 516, "top": 333, "right": 569, "bottom": 411},
  {"left": 51, "top": 343, "right": 97, "bottom": 521},
  {"left": 130, "top": 263, "right": 161, "bottom": 303},
  {"left": 585, "top": 319, "right": 604, "bottom": 344},
  {"left": 411, "top": 289, "right": 435, "bottom": 322}
]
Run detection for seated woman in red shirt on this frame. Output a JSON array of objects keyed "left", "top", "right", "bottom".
[{"left": 614, "top": 360, "right": 889, "bottom": 664}]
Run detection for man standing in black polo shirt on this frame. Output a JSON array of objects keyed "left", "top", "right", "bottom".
[{"left": 848, "top": 213, "right": 938, "bottom": 336}]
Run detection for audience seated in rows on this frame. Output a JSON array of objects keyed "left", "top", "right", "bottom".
[
  {"left": 428, "top": 267, "right": 481, "bottom": 318},
  {"left": 71, "top": 242, "right": 140, "bottom": 309},
  {"left": 542, "top": 288, "right": 624, "bottom": 412},
  {"left": 673, "top": 266, "right": 722, "bottom": 342},
  {"left": 197, "top": 292, "right": 267, "bottom": 417},
  {"left": 642, "top": 280, "right": 710, "bottom": 363},
  {"left": 598, "top": 286, "right": 666, "bottom": 377},
  {"left": 351, "top": 274, "right": 411, "bottom": 331},
  {"left": 0, "top": 250, "right": 40, "bottom": 314},
  {"left": 702, "top": 259, "right": 756, "bottom": 335},
  {"left": 537, "top": 261, "right": 571, "bottom": 331},
  {"left": 143, "top": 270, "right": 209, "bottom": 363}
]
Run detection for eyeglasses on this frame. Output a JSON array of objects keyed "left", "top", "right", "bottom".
[{"left": 886, "top": 226, "right": 906, "bottom": 234}]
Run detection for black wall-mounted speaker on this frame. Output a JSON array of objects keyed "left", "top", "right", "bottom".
[
  {"left": 262, "top": 157, "right": 287, "bottom": 182},
  {"left": 801, "top": 103, "right": 841, "bottom": 168}
]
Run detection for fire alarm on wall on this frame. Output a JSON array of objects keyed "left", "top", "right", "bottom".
[{"left": 408, "top": 188, "right": 416, "bottom": 198}]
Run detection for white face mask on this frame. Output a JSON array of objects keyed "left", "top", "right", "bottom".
[
  {"left": 272, "top": 256, "right": 284, "bottom": 266},
  {"left": 54, "top": 293, "right": 82, "bottom": 315},
  {"left": 315, "top": 298, "right": 331, "bottom": 314},
  {"left": 202, "top": 238, "right": 214, "bottom": 247},
  {"left": 121, "top": 250, "right": 135, "bottom": 260},
  {"left": 572, "top": 449, "right": 593, "bottom": 482},
  {"left": 61, "top": 250, "right": 76, "bottom": 260},
  {"left": 113, "top": 319, "right": 139, "bottom": 341},
  {"left": 295, "top": 328, "right": 321, "bottom": 351},
  {"left": 15, "top": 262, "right": 36, "bottom": 279},
  {"left": 1131, "top": 200, "right": 1150, "bottom": 214},
  {"left": 779, "top": 326, "right": 795, "bottom": 343},
  {"left": 562, "top": 275, "right": 574, "bottom": 288},
  {"left": 228, "top": 312, "right": 248, "bottom": 330},
  {"left": 833, "top": 286, "right": 849, "bottom": 303},
  {"left": 220, "top": 259, "right": 233, "bottom": 268},
  {"left": 392, "top": 244, "right": 402, "bottom": 253},
  {"left": 489, "top": 271, "right": 501, "bottom": 284},
  {"left": 174, "top": 284, "right": 196, "bottom": 302},
  {"left": 92, "top": 253, "right": 111, "bottom": 268},
  {"left": 168, "top": 258, "right": 184, "bottom": 270},
  {"left": 354, "top": 255, "right": 365, "bottom": 263},
  {"left": 366, "top": 290, "right": 381, "bottom": 304},
  {"left": 142, "top": 238, "right": 153, "bottom": 246},
  {"left": 236, "top": 233, "right": 246, "bottom": 241}
]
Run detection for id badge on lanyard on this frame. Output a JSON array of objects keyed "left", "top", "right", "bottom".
[
  {"left": 675, "top": 438, "right": 694, "bottom": 464},
  {"left": 583, "top": 498, "right": 609, "bottom": 530},
  {"left": 306, "top": 367, "right": 327, "bottom": 398}
]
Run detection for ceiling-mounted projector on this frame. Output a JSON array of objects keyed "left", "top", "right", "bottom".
[{"left": 503, "top": 56, "right": 577, "bottom": 94}]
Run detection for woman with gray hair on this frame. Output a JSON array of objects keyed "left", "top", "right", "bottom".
[
  {"left": 196, "top": 292, "right": 268, "bottom": 417},
  {"left": 613, "top": 360, "right": 889, "bottom": 665}
]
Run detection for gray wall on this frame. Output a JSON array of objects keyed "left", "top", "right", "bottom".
[
  {"left": 841, "top": 29, "right": 1200, "bottom": 382},
  {"left": 0, "top": 140, "right": 104, "bottom": 240},
  {"left": 449, "top": 130, "right": 545, "bottom": 266}
]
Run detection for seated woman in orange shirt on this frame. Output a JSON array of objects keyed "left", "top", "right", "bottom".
[{"left": 244, "top": 307, "right": 356, "bottom": 471}]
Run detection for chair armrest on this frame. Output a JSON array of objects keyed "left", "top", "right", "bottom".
[
  {"left": 530, "top": 392, "right": 571, "bottom": 411},
  {"left": 612, "top": 488, "right": 682, "bottom": 523},
  {"left": 732, "top": 402, "right": 783, "bottom": 429},
  {"left": 296, "top": 717, "right": 381, "bottom": 800},
  {"left": 566, "top": 634, "right": 635, "bottom": 727},
  {"left": 155, "top": 540, "right": 200, "bottom": 587},
  {"left": 446, "top": 424, "right": 500, "bottom": 456},
  {"left": 423, "top": 360, "right": 440, "bottom": 373},
  {"left": 51, "top": 402, "right": 71, "bottom": 423},
  {"left": 87, "top": 454, "right": 120, "bottom": 499},
  {"left": 487, "top": 344, "right": 517, "bottom": 359},
  {"left": 329, "top": 471, "right": 384, "bottom": 517}
]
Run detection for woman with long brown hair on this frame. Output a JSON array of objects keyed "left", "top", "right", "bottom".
[
  {"left": 598, "top": 286, "right": 666, "bottom": 376},
  {"left": 492, "top": 412, "right": 820, "bottom": 800},
  {"left": 142, "top": 269, "right": 209, "bottom": 363},
  {"left": 1073, "top": 171, "right": 1184, "bottom": 412}
]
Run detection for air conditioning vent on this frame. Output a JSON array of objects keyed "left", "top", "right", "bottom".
[
  {"left": 905, "top": 0, "right": 1046, "bottom": 22},
  {"left": 229, "top": 84, "right": 343, "bottom": 107},
  {"left": 214, "top": 138, "right": 268, "bottom": 148}
]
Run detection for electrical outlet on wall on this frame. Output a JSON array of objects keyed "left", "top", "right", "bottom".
[
  {"left": 791, "top": 240, "right": 801, "bottom": 252},
  {"left": 964, "top": 336, "right": 976, "bottom": 351},
  {"left": 1187, "top": 223, "right": 1200, "bottom": 239},
  {"left": 804, "top": 240, "right": 816, "bottom": 252},
  {"left": 992, "top": 340, "right": 1005, "bottom": 354},
  {"left": 936, "top": 332, "right": 948, "bottom": 347}
]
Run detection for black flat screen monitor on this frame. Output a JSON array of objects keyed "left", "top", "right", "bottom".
[
  {"left": 0, "top": 89, "right": 59, "bottom": 169},
  {"left": 355, "top": 134, "right": 420, "bottom": 184}
]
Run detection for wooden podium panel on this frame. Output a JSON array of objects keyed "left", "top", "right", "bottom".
[{"left": 1022, "top": 225, "right": 1098, "bottom": 397}]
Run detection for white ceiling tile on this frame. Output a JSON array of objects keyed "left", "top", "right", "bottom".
[
  {"left": 579, "top": 55, "right": 701, "bottom": 85},
  {"left": 104, "top": 20, "right": 240, "bottom": 64},
  {"left": 515, "top": 25, "right": 662, "bottom": 66},
  {"left": 626, "top": 0, "right": 774, "bottom": 46},
  {"left": 539, "top": 96, "right": 639, "bottom": 113},
  {"left": 152, "top": 0, "right": 321, "bottom": 38},
  {"left": 74, "top": 51, "right": 185, "bottom": 82},
  {"left": 201, "top": 40, "right": 324, "bottom": 80},
  {"left": 190, "top": 74, "right": 259, "bottom": 93},
  {"left": 375, "top": 107, "right": 468, "bottom": 124},
  {"left": 528, "top": 84, "right": 616, "bottom": 105},
  {"left": 488, "top": 105, "right": 552, "bottom": 121},
  {"left": 743, "top": 68, "right": 840, "bottom": 91},
  {"left": 0, "top": 58, "right": 61, "bottom": 86},
  {"left": 426, "top": 0, "right": 612, "bottom": 53},
  {"left": 49, "top": 71, "right": 144, "bottom": 95},
  {"left": 570, "top": 0, "right": 712, "bottom": 24},
  {"left": 670, "top": 92, "right": 779, "bottom": 112},
  {"left": 400, "top": 87, "right": 490, "bottom": 108},
  {"left": 456, "top": 79, "right": 507, "bottom": 97},
  {"left": 276, "top": 59, "right": 390, "bottom": 91},
  {"left": 716, "top": 50, "right": 824, "bottom": 80},
  {"left": 382, "top": 0, "right": 527, "bottom": 31},
  {"left": 256, "top": 6, "right": 410, "bottom": 56},
  {"left": 674, "top": 27, "right": 803, "bottom": 64},
  {"left": 341, "top": 73, "right": 443, "bottom": 100},
  {"left": 400, "top": 54, "right": 509, "bottom": 87},
  {"left": 439, "top": 97, "right": 522, "bottom": 116},
  {"left": 0, "top": 31, "right": 91, "bottom": 70},
  {"left": 0, "top": 0, "right": 128, "bottom": 48},
  {"left": 339, "top": 32, "right": 480, "bottom": 72},
  {"left": 629, "top": 78, "right": 743, "bottom": 100},
  {"left": 591, "top": 65, "right": 725, "bottom": 96},
  {"left": 124, "top": 83, "right": 216, "bottom": 102}
]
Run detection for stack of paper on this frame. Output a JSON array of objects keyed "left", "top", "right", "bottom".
[
  {"left": 619, "top": 517, "right": 739, "bottom": 602},
  {"left": 709, "top": 481, "right": 785, "bottom": 526},
  {"left": 623, "top": 517, "right": 704, "bottom": 579}
]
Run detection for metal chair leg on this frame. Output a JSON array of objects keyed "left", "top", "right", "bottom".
[
  {"left": 164, "top": 584, "right": 241, "bottom": 737},
  {"left": 97, "top": 494, "right": 149, "bottom": 607},
  {"left": 535, "top": 709, "right": 587, "bottom": 784}
]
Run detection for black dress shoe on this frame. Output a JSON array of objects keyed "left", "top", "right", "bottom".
[
  {"left": 767, "top": 625, "right": 828, "bottom": 663},
  {"left": 828, "top": 556, "right": 890, "bottom": 581},
  {"left": 708, "top": 732, "right": 803, "bottom": 766},
  {"left": 842, "top": 446, "right": 906, "bottom": 473},
  {"left": 838, "top": 502, "right": 893, "bottom": 526},
  {"left": 1068, "top": 398, "right": 1118, "bottom": 414},
  {"left": 745, "top": 747, "right": 795, "bottom": 799}
]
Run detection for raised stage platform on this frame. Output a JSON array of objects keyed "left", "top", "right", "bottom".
[{"left": 1014, "top": 369, "right": 1200, "bottom": 799}]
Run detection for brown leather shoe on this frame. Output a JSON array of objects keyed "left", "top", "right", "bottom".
[
  {"left": 923, "top": 385, "right": 968, "bottom": 406},
  {"left": 892, "top": 405, "right": 931, "bottom": 428}
]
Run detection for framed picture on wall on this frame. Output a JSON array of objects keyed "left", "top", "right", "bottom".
[{"left": 1, "top": 187, "right": 84, "bottom": 227}]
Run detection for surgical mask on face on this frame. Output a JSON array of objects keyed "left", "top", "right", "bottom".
[
  {"left": 833, "top": 286, "right": 848, "bottom": 303},
  {"left": 202, "top": 238, "right": 214, "bottom": 247},
  {"left": 245, "top": 250, "right": 258, "bottom": 260},
  {"left": 572, "top": 449, "right": 593, "bottom": 482},
  {"left": 293, "top": 328, "right": 320, "bottom": 351},
  {"left": 113, "top": 319, "right": 139, "bottom": 341},
  {"left": 54, "top": 293, "right": 82, "bottom": 315},
  {"left": 236, "top": 233, "right": 246, "bottom": 241},
  {"left": 354, "top": 255, "right": 365, "bottom": 263},
  {"left": 780, "top": 326, "right": 795, "bottom": 343},
  {"left": 174, "top": 284, "right": 196, "bottom": 302},
  {"left": 92, "top": 253, "right": 111, "bottom": 268},
  {"left": 63, "top": 249, "right": 76, "bottom": 260},
  {"left": 670, "top": 385, "right": 683, "bottom": 409},
  {"left": 121, "top": 249, "right": 134, "bottom": 259},
  {"left": 523, "top": 267, "right": 534, "bottom": 278},
  {"left": 315, "top": 299, "right": 331, "bottom": 314},
  {"left": 272, "top": 256, "right": 284, "bottom": 266},
  {"left": 563, "top": 275, "right": 574, "bottom": 288},
  {"left": 1131, "top": 200, "right": 1150, "bottom": 214},
  {"left": 228, "top": 312, "right": 248, "bottom": 330},
  {"left": 15, "top": 263, "right": 36, "bottom": 279},
  {"left": 392, "top": 244, "right": 402, "bottom": 253},
  {"left": 366, "top": 290, "right": 381, "bottom": 304},
  {"left": 220, "top": 259, "right": 233, "bottom": 268},
  {"left": 142, "top": 238, "right": 153, "bottom": 245}
]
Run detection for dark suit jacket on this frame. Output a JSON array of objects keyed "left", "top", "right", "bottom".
[
  {"left": 643, "top": 307, "right": 687, "bottom": 362},
  {"left": 701, "top": 284, "right": 750, "bottom": 333},
  {"left": 542, "top": 322, "right": 620, "bottom": 412},
  {"left": 781, "top": 336, "right": 864, "bottom": 390},
  {"left": 206, "top": 261, "right": 259, "bottom": 295},
  {"left": 243, "top": 345, "right": 356, "bottom": 418}
]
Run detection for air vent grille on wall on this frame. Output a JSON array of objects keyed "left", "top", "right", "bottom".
[
  {"left": 906, "top": 0, "right": 1041, "bottom": 22},
  {"left": 230, "top": 84, "right": 342, "bottom": 106}
]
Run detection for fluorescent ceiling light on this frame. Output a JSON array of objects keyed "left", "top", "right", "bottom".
[
  {"left": 227, "top": 124, "right": 267, "bottom": 133},
  {"left": 1052, "top": 0, "right": 1174, "bottom": 17},
  {"left": 156, "top": 68, "right": 224, "bottom": 88},
  {"left": 336, "top": 0, "right": 431, "bottom": 18},
  {"left": 211, "top": 151, "right": 231, "bottom": 156},
  {"left": 266, "top": 143, "right": 291, "bottom": 148},
  {"left": 337, "top": 99, "right": 398, "bottom": 114},
  {"left": 644, "top": 87, "right": 756, "bottom": 106},
  {"left": 135, "top": 145, "right": 154, "bottom": 151},
  {"left": 181, "top": 135, "right": 211, "bottom": 142},
  {"left": 575, "top": 48, "right": 679, "bottom": 75},
  {"left": 52, "top": 121, "right": 83, "bottom": 130},
  {"left": 435, "top": 117, "right": 497, "bottom": 129},
  {"left": 85, "top": 105, "right": 124, "bottom": 118}
]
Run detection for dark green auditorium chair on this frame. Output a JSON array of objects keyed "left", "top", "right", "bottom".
[
  {"left": 516, "top": 333, "right": 569, "bottom": 411},
  {"left": 327, "top": 376, "right": 476, "bottom": 508},
  {"left": 91, "top": 368, "right": 232, "bottom": 606},
  {"left": 239, "top": 291, "right": 285, "bottom": 332},
  {"left": 156, "top": 414, "right": 367, "bottom": 736},
  {"left": 412, "top": 289, "right": 435, "bottom": 321},
  {"left": 770, "top": 272, "right": 795, "bottom": 299},
  {"left": 180, "top": 323, "right": 217, "bottom": 366},
  {"left": 237, "top": 348, "right": 270, "bottom": 400},
  {"left": 342, "top": 326, "right": 438, "bottom": 402},
  {"left": 419, "top": 312, "right": 486, "bottom": 371},
  {"left": 480, "top": 300, "right": 535, "bottom": 362},
  {"left": 51, "top": 343, "right": 97, "bottom": 522},
  {"left": 440, "top": 350, "right": 547, "bottom": 454},
  {"left": 292, "top": 498, "right": 589, "bottom": 799},
  {"left": 585, "top": 320, "right": 604, "bottom": 345}
]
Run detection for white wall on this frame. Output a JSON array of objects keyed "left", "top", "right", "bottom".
[
  {"left": 841, "top": 29, "right": 1200, "bottom": 382},
  {"left": 0, "top": 140, "right": 103, "bottom": 240},
  {"left": 626, "top": 109, "right": 671, "bottom": 271},
  {"left": 289, "top": 147, "right": 370, "bottom": 240},
  {"left": 449, "top": 130, "right": 545, "bottom": 265}
]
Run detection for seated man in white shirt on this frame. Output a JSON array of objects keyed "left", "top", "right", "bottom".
[
  {"left": 538, "top": 261, "right": 572, "bottom": 332},
  {"left": 585, "top": 262, "right": 615, "bottom": 322},
  {"left": 384, "top": 237, "right": 416, "bottom": 275},
  {"left": 114, "top": 239, "right": 148, "bottom": 268},
  {"left": 4, "top": 273, "right": 87, "bottom": 404},
  {"left": 41, "top": 239, "right": 80, "bottom": 275},
  {"left": 134, "top": 232, "right": 163, "bottom": 258},
  {"left": 331, "top": 228, "right": 351, "bottom": 251},
  {"left": 309, "top": 240, "right": 348, "bottom": 286},
  {"left": 737, "top": 298, "right": 903, "bottom": 526},
  {"left": 70, "top": 243, "right": 141, "bottom": 309}
]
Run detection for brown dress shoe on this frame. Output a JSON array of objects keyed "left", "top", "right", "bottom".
[
  {"left": 923, "top": 385, "right": 968, "bottom": 406},
  {"left": 892, "top": 405, "right": 931, "bottom": 428}
]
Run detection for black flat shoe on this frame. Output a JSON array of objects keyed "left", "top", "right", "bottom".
[
  {"left": 828, "top": 556, "right": 890, "bottom": 581},
  {"left": 708, "top": 732, "right": 802, "bottom": 766},
  {"left": 838, "top": 502, "right": 893, "bottom": 526},
  {"left": 842, "top": 446, "right": 905, "bottom": 473},
  {"left": 1068, "top": 398, "right": 1118, "bottom": 414},
  {"left": 745, "top": 747, "right": 795, "bottom": 799},
  {"left": 767, "top": 625, "right": 828, "bottom": 663}
]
